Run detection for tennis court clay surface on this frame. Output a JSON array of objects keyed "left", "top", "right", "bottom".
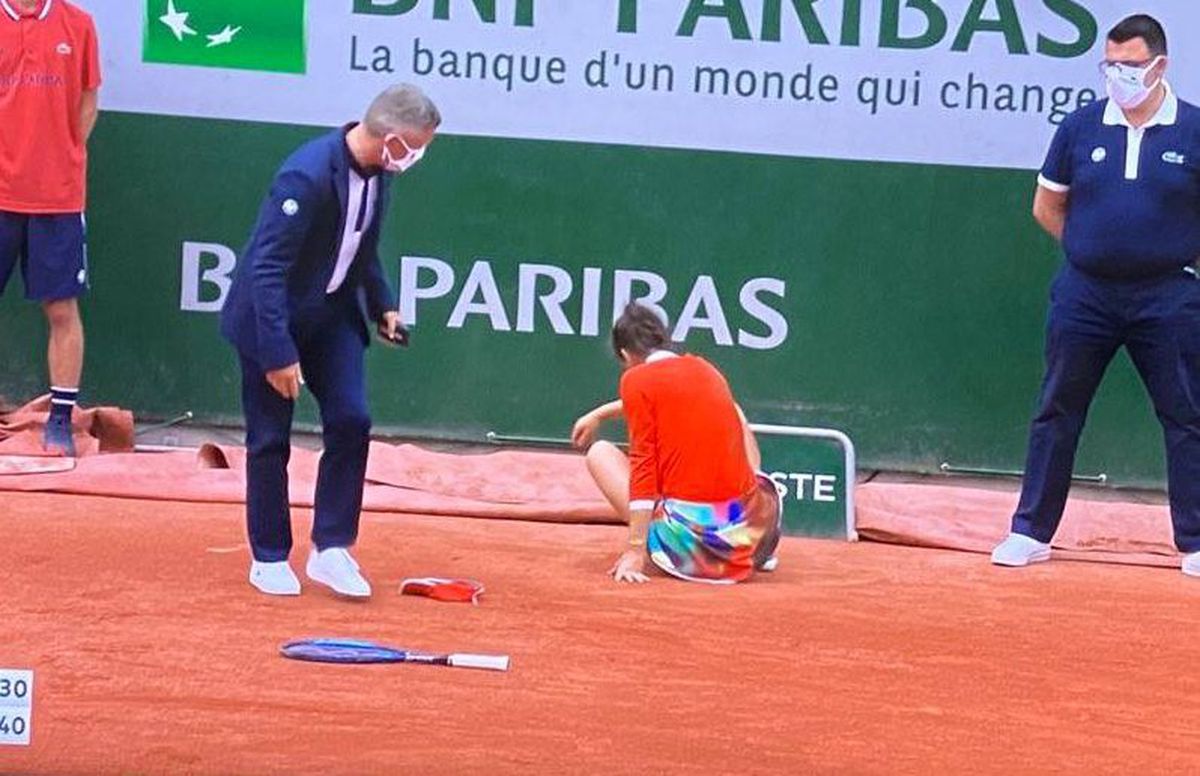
[{"left": 5, "top": 491, "right": 1200, "bottom": 775}]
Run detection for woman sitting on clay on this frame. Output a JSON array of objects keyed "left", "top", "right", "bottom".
[{"left": 572, "top": 303, "right": 782, "bottom": 584}]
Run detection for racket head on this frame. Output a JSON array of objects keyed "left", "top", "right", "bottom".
[{"left": 280, "top": 638, "right": 411, "bottom": 664}]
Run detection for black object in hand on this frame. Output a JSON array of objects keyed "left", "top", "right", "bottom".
[{"left": 386, "top": 325, "right": 411, "bottom": 347}]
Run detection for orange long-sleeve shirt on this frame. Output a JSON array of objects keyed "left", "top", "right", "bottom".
[{"left": 618, "top": 352, "right": 756, "bottom": 509}]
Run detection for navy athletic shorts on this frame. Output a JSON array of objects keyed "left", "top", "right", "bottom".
[{"left": 0, "top": 210, "right": 88, "bottom": 302}]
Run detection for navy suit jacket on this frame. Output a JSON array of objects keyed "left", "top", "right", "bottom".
[{"left": 220, "top": 127, "right": 396, "bottom": 371}]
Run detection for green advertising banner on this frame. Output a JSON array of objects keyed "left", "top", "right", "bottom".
[
  {"left": 0, "top": 110, "right": 1175, "bottom": 491},
  {"left": 3, "top": 1, "right": 1198, "bottom": 499}
]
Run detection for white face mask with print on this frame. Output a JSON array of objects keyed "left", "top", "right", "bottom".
[
  {"left": 382, "top": 135, "right": 425, "bottom": 174},
  {"left": 1103, "top": 56, "right": 1164, "bottom": 110}
]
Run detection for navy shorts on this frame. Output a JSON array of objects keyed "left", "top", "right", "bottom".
[{"left": 0, "top": 211, "right": 88, "bottom": 302}]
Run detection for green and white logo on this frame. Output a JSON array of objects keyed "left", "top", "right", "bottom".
[{"left": 143, "top": 0, "right": 306, "bottom": 74}]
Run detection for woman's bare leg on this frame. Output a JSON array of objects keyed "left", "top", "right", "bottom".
[{"left": 586, "top": 441, "right": 631, "bottom": 524}]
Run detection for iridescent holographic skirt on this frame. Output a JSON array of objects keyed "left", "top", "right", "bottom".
[{"left": 647, "top": 475, "right": 782, "bottom": 584}]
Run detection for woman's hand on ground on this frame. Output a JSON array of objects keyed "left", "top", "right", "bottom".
[{"left": 609, "top": 549, "right": 650, "bottom": 583}]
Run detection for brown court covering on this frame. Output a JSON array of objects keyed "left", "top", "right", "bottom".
[
  {"left": 0, "top": 396, "right": 134, "bottom": 457},
  {"left": 0, "top": 397, "right": 615, "bottom": 522},
  {"left": 0, "top": 433, "right": 1183, "bottom": 566},
  {"left": 0, "top": 399, "right": 1182, "bottom": 565},
  {"left": 5, "top": 491, "right": 1200, "bottom": 775},
  {"left": 856, "top": 478, "right": 1180, "bottom": 568},
  {"left": 0, "top": 442, "right": 617, "bottom": 523}
]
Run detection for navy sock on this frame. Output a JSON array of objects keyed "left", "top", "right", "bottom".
[{"left": 50, "top": 386, "right": 79, "bottom": 422}]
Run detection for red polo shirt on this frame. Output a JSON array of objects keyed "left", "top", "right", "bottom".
[
  {"left": 0, "top": 0, "right": 101, "bottom": 214},
  {"left": 620, "top": 353, "right": 757, "bottom": 507}
]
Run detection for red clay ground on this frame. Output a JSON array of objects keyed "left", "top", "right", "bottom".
[{"left": 4, "top": 491, "right": 1200, "bottom": 775}]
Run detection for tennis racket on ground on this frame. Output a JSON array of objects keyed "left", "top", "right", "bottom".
[{"left": 279, "top": 638, "right": 509, "bottom": 672}]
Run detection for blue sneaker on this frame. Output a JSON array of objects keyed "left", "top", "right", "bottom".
[{"left": 43, "top": 414, "right": 76, "bottom": 457}]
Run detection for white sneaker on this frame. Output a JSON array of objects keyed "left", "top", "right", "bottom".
[
  {"left": 249, "top": 560, "right": 301, "bottom": 596},
  {"left": 758, "top": 556, "right": 779, "bottom": 572},
  {"left": 1183, "top": 552, "right": 1200, "bottom": 578},
  {"left": 991, "top": 533, "right": 1052, "bottom": 567},
  {"left": 306, "top": 547, "right": 372, "bottom": 598}
]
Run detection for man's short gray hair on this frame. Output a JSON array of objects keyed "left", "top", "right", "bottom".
[{"left": 364, "top": 84, "right": 442, "bottom": 136}]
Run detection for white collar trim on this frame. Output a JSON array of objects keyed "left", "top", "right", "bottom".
[
  {"left": 0, "top": 0, "right": 52, "bottom": 20},
  {"left": 645, "top": 350, "right": 679, "bottom": 364},
  {"left": 1104, "top": 81, "right": 1178, "bottom": 129}
]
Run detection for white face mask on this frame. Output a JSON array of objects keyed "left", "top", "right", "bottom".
[
  {"left": 382, "top": 134, "right": 425, "bottom": 174},
  {"left": 1103, "top": 56, "right": 1164, "bottom": 110}
]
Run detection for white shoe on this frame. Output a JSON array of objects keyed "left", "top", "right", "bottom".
[
  {"left": 991, "top": 533, "right": 1052, "bottom": 567},
  {"left": 1183, "top": 552, "right": 1200, "bottom": 577},
  {"left": 758, "top": 556, "right": 779, "bottom": 572},
  {"left": 249, "top": 560, "right": 301, "bottom": 596},
  {"left": 306, "top": 547, "right": 372, "bottom": 598}
]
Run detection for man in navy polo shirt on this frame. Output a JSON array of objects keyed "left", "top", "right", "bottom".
[{"left": 993, "top": 14, "right": 1200, "bottom": 576}]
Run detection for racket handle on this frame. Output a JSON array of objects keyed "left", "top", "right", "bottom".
[{"left": 448, "top": 653, "right": 510, "bottom": 672}]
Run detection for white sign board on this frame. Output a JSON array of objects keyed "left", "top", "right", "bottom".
[
  {"left": 92, "top": 1, "right": 1200, "bottom": 169},
  {"left": 0, "top": 669, "right": 33, "bottom": 747}
]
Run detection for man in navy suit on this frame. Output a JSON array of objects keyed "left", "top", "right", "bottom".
[{"left": 221, "top": 84, "right": 440, "bottom": 598}]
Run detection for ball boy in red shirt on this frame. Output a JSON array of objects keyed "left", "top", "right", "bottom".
[{"left": 0, "top": 0, "right": 101, "bottom": 456}]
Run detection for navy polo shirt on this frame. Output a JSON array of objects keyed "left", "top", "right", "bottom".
[{"left": 1039, "top": 83, "right": 1200, "bottom": 280}]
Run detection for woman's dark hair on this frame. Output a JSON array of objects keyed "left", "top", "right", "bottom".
[
  {"left": 611, "top": 302, "right": 671, "bottom": 360},
  {"left": 1109, "top": 15, "right": 1167, "bottom": 57}
]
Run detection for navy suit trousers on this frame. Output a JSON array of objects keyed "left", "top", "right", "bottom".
[
  {"left": 1013, "top": 264, "right": 1200, "bottom": 552},
  {"left": 239, "top": 314, "right": 371, "bottom": 562}
]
